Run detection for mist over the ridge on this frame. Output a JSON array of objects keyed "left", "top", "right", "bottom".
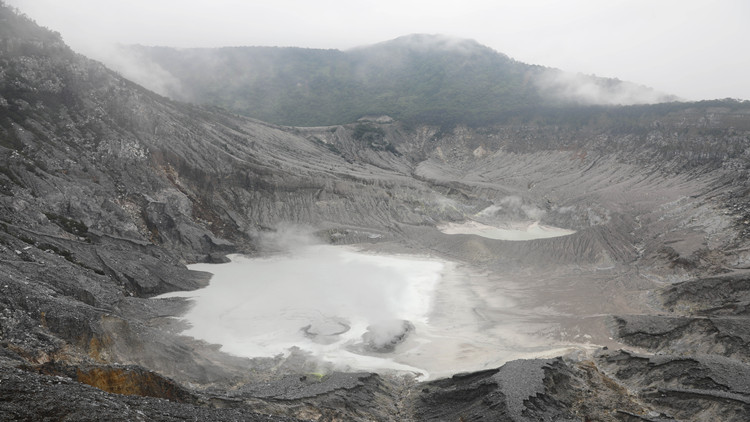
[
  {"left": 95, "top": 36, "right": 684, "bottom": 125},
  {"left": 534, "top": 69, "right": 678, "bottom": 105},
  {"left": 8, "top": 0, "right": 749, "bottom": 101},
  {"left": 353, "top": 33, "right": 490, "bottom": 55}
]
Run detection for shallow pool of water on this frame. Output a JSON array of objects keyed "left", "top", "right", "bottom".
[
  {"left": 438, "top": 220, "right": 575, "bottom": 241},
  {"left": 158, "top": 245, "right": 585, "bottom": 379}
]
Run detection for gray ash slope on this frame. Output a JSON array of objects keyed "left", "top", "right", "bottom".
[{"left": 2, "top": 4, "right": 750, "bottom": 421}]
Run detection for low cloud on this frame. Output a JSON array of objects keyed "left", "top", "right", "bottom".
[{"left": 534, "top": 69, "right": 678, "bottom": 105}]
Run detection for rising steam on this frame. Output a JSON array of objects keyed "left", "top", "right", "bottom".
[
  {"left": 159, "top": 230, "right": 443, "bottom": 375},
  {"left": 476, "top": 196, "right": 546, "bottom": 221}
]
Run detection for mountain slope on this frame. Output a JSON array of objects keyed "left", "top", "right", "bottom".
[{"left": 121, "top": 34, "right": 675, "bottom": 126}]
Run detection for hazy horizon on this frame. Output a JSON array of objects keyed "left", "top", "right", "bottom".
[{"left": 6, "top": 0, "right": 750, "bottom": 102}]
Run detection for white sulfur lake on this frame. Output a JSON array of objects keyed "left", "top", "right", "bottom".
[
  {"left": 438, "top": 220, "right": 575, "bottom": 241},
  {"left": 158, "top": 245, "right": 581, "bottom": 380}
]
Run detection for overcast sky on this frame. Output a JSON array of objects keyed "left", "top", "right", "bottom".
[{"left": 6, "top": 0, "right": 750, "bottom": 101}]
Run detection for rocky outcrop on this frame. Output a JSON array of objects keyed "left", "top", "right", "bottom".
[
  {"left": 598, "top": 350, "right": 750, "bottom": 421},
  {"left": 607, "top": 273, "right": 750, "bottom": 420},
  {"left": 615, "top": 273, "right": 750, "bottom": 360},
  {"left": 0, "top": 365, "right": 300, "bottom": 422},
  {"left": 413, "top": 357, "right": 657, "bottom": 422}
]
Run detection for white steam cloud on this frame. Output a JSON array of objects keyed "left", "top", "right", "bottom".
[
  {"left": 69, "top": 39, "right": 184, "bottom": 99},
  {"left": 534, "top": 69, "right": 678, "bottom": 105},
  {"left": 476, "top": 196, "right": 546, "bottom": 221},
  {"left": 105, "top": 45, "right": 184, "bottom": 98},
  {"left": 257, "top": 224, "right": 319, "bottom": 254},
  {"left": 158, "top": 232, "right": 443, "bottom": 375},
  {"left": 362, "top": 319, "right": 414, "bottom": 352}
]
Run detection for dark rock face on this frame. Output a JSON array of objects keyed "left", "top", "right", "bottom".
[
  {"left": 413, "top": 358, "right": 657, "bottom": 422},
  {"left": 2, "top": 4, "right": 750, "bottom": 421},
  {"left": 599, "top": 350, "right": 750, "bottom": 421},
  {"left": 0, "top": 366, "right": 299, "bottom": 422},
  {"left": 608, "top": 273, "right": 750, "bottom": 420}
]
